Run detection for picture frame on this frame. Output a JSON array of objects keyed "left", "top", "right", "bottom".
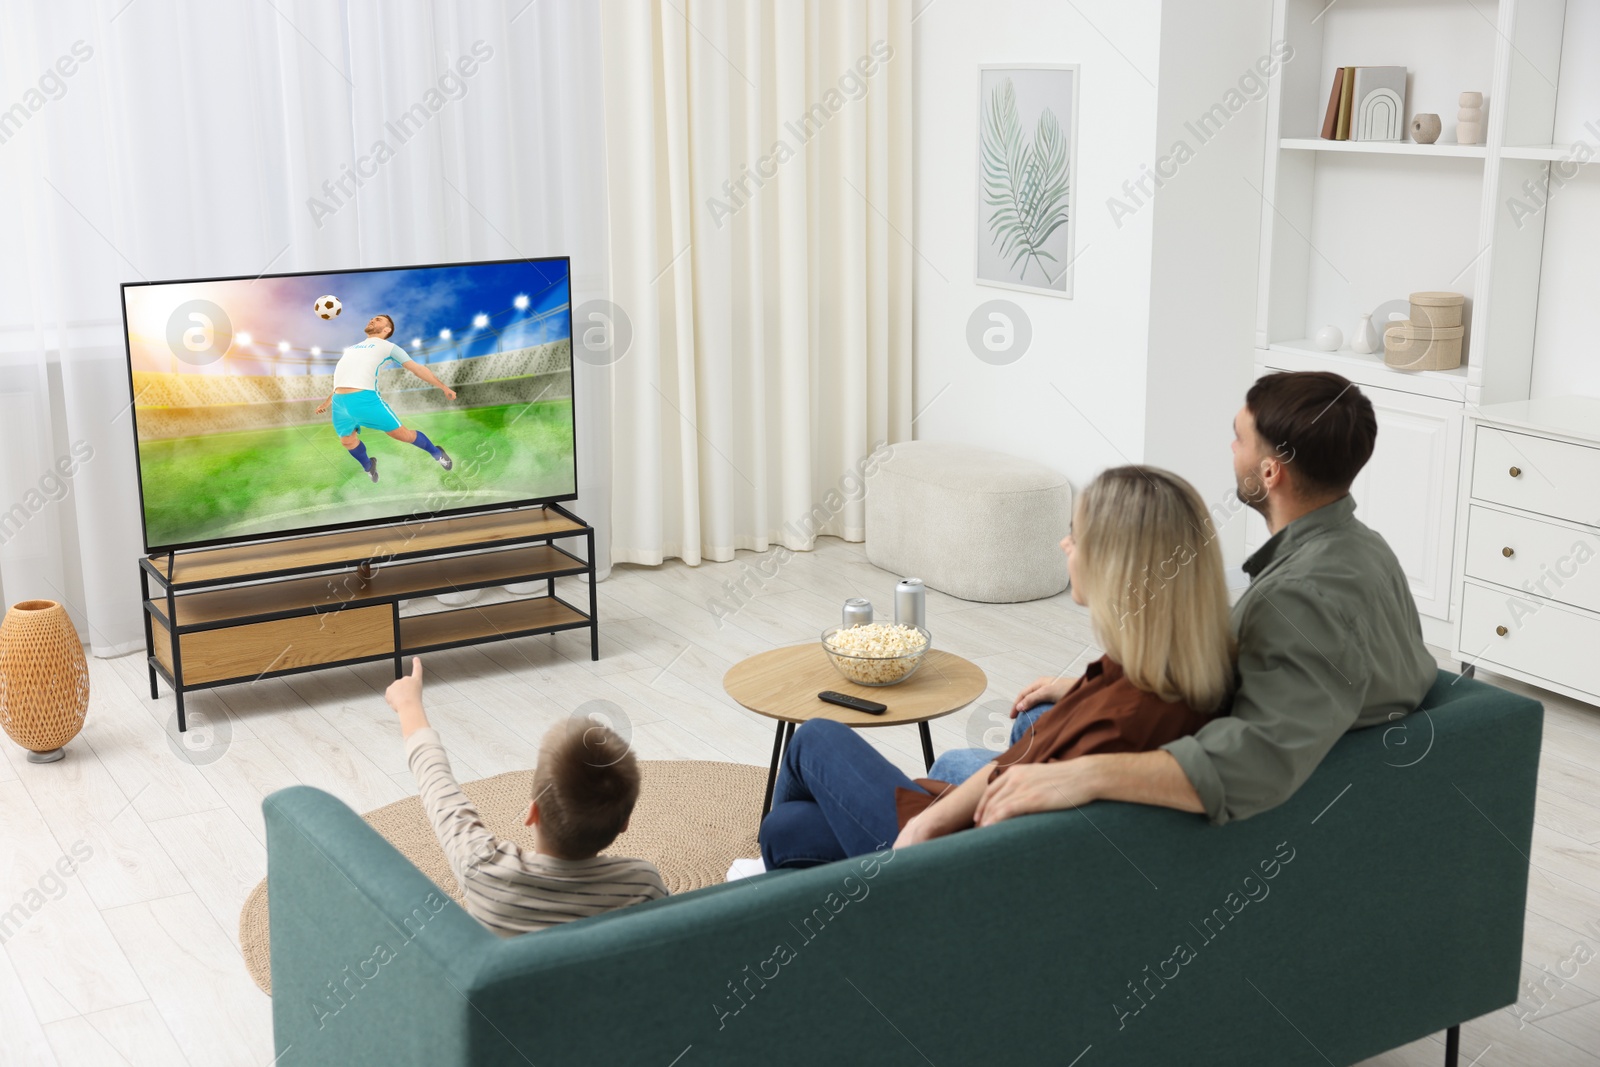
[{"left": 975, "top": 64, "right": 1079, "bottom": 299}]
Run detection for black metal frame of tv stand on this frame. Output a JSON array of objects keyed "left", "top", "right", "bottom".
[{"left": 139, "top": 502, "right": 599, "bottom": 732}]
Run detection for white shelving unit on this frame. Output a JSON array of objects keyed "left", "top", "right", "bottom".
[
  {"left": 1500, "top": 143, "right": 1596, "bottom": 161},
  {"left": 1252, "top": 0, "right": 1584, "bottom": 645},
  {"left": 1279, "top": 136, "right": 1488, "bottom": 159}
]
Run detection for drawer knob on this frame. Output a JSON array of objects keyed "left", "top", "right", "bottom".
[
  {"left": 1495, "top": 625, "right": 1508, "bottom": 637},
  {"left": 1502, "top": 546, "right": 1515, "bottom": 558},
  {"left": 1509, "top": 466, "right": 1521, "bottom": 478}
]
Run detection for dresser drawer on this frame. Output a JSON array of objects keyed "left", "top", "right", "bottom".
[
  {"left": 1460, "top": 582, "right": 1600, "bottom": 698},
  {"left": 1472, "top": 427, "right": 1600, "bottom": 525},
  {"left": 1463, "top": 506, "right": 1600, "bottom": 614}
]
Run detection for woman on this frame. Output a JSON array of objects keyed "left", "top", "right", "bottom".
[{"left": 758, "top": 465, "right": 1236, "bottom": 868}]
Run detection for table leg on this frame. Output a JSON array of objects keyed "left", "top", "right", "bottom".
[
  {"left": 760, "top": 721, "right": 787, "bottom": 820},
  {"left": 919, "top": 722, "right": 935, "bottom": 773}
]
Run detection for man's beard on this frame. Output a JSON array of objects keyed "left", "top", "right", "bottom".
[{"left": 1236, "top": 472, "right": 1268, "bottom": 515}]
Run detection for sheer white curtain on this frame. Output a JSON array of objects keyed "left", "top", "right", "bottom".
[
  {"left": 600, "top": 0, "right": 913, "bottom": 566},
  {"left": 0, "top": 0, "right": 612, "bottom": 657}
]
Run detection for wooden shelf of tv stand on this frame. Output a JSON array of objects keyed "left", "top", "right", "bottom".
[
  {"left": 146, "top": 543, "right": 589, "bottom": 630},
  {"left": 140, "top": 503, "right": 598, "bottom": 730},
  {"left": 148, "top": 592, "right": 593, "bottom": 689},
  {"left": 401, "top": 597, "right": 591, "bottom": 654},
  {"left": 147, "top": 506, "right": 588, "bottom": 589}
]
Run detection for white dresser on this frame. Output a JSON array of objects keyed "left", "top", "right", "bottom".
[{"left": 1453, "top": 397, "right": 1600, "bottom": 705}]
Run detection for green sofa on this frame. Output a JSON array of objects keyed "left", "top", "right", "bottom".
[{"left": 264, "top": 671, "right": 1541, "bottom": 1066}]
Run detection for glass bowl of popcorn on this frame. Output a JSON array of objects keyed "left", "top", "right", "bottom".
[{"left": 820, "top": 623, "right": 932, "bottom": 687}]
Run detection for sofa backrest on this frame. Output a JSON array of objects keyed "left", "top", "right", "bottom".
[{"left": 267, "top": 671, "right": 1541, "bottom": 1066}]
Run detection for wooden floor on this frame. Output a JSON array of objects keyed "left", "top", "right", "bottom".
[{"left": 0, "top": 536, "right": 1597, "bottom": 1066}]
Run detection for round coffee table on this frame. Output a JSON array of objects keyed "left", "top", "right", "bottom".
[{"left": 723, "top": 643, "right": 987, "bottom": 818}]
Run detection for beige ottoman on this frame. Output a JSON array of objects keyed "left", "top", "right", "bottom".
[{"left": 866, "top": 441, "right": 1073, "bottom": 603}]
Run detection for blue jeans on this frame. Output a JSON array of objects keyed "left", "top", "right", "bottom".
[
  {"left": 760, "top": 720, "right": 928, "bottom": 868},
  {"left": 924, "top": 702, "right": 1053, "bottom": 786},
  {"left": 757, "top": 704, "right": 1055, "bottom": 869}
]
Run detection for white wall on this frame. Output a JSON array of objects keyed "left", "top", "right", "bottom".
[
  {"left": 1143, "top": 0, "right": 1271, "bottom": 563},
  {"left": 913, "top": 0, "right": 1269, "bottom": 566},
  {"left": 1528, "top": 0, "right": 1600, "bottom": 401},
  {"left": 1529, "top": 166, "right": 1600, "bottom": 399},
  {"left": 911, "top": 0, "right": 1162, "bottom": 492}
]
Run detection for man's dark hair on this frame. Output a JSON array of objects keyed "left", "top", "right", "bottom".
[
  {"left": 375, "top": 313, "right": 395, "bottom": 337},
  {"left": 1246, "top": 371, "right": 1376, "bottom": 494}
]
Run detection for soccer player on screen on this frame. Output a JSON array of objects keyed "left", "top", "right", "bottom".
[{"left": 314, "top": 314, "right": 457, "bottom": 482}]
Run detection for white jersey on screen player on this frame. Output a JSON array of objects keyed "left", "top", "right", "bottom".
[{"left": 333, "top": 336, "right": 413, "bottom": 391}]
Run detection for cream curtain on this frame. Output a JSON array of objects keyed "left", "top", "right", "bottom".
[{"left": 600, "top": 0, "right": 913, "bottom": 566}]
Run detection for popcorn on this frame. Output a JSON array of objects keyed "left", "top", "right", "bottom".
[{"left": 823, "top": 623, "right": 928, "bottom": 685}]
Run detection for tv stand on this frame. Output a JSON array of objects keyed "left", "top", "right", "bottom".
[{"left": 140, "top": 503, "right": 598, "bottom": 731}]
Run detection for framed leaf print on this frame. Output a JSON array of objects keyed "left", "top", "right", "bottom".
[{"left": 976, "top": 65, "right": 1078, "bottom": 298}]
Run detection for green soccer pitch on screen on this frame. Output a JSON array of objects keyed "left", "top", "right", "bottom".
[{"left": 120, "top": 257, "right": 577, "bottom": 553}]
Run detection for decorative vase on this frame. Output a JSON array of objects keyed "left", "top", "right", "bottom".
[
  {"left": 1351, "top": 314, "right": 1381, "bottom": 354},
  {"left": 0, "top": 600, "right": 90, "bottom": 763},
  {"left": 1411, "top": 113, "right": 1441, "bottom": 144},
  {"left": 1457, "top": 92, "right": 1483, "bottom": 146},
  {"left": 1312, "top": 324, "right": 1343, "bottom": 352}
]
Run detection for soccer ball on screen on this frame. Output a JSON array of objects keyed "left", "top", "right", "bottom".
[{"left": 314, "top": 295, "right": 342, "bottom": 320}]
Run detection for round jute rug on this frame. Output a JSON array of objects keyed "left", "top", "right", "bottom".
[{"left": 239, "top": 760, "right": 766, "bottom": 994}]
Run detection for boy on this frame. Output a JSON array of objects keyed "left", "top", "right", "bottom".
[
  {"left": 314, "top": 313, "right": 457, "bottom": 483},
  {"left": 385, "top": 658, "right": 667, "bottom": 935}
]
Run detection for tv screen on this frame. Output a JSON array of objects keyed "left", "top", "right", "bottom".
[{"left": 121, "top": 257, "right": 576, "bottom": 553}]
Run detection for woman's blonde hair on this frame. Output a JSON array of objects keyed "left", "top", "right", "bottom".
[{"left": 1071, "top": 465, "right": 1235, "bottom": 713}]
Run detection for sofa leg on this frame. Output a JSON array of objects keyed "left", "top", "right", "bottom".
[{"left": 1444, "top": 1024, "right": 1459, "bottom": 1067}]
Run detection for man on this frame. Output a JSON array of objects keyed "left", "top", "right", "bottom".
[
  {"left": 314, "top": 313, "right": 458, "bottom": 482},
  {"left": 961, "top": 371, "right": 1437, "bottom": 831}
]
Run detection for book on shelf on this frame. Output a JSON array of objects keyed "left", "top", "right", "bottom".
[
  {"left": 1320, "top": 68, "right": 1345, "bottom": 139},
  {"left": 1335, "top": 66, "right": 1356, "bottom": 140}
]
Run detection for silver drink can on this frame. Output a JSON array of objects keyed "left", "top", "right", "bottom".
[
  {"left": 894, "top": 578, "right": 926, "bottom": 631},
  {"left": 842, "top": 598, "right": 874, "bottom": 629}
]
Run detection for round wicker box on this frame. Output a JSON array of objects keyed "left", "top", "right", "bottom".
[
  {"left": 1410, "top": 291, "right": 1465, "bottom": 329},
  {"left": 1384, "top": 319, "right": 1464, "bottom": 372},
  {"left": 0, "top": 600, "right": 89, "bottom": 763}
]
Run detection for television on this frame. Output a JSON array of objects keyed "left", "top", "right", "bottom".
[{"left": 120, "top": 257, "right": 576, "bottom": 554}]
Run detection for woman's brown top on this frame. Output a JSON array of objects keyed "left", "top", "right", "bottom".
[{"left": 895, "top": 656, "right": 1213, "bottom": 829}]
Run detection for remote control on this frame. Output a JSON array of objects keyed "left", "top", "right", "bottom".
[{"left": 818, "top": 691, "right": 887, "bottom": 715}]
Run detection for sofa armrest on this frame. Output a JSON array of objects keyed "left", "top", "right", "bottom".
[{"left": 264, "top": 785, "right": 495, "bottom": 1066}]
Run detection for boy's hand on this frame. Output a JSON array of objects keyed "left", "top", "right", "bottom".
[
  {"left": 440, "top": 386, "right": 457, "bottom": 401},
  {"left": 386, "top": 657, "right": 431, "bottom": 737},
  {"left": 315, "top": 397, "right": 331, "bottom": 414}
]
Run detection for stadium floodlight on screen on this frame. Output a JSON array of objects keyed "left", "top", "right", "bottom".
[{"left": 120, "top": 257, "right": 577, "bottom": 554}]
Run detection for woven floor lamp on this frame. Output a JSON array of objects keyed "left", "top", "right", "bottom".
[{"left": 0, "top": 600, "right": 90, "bottom": 763}]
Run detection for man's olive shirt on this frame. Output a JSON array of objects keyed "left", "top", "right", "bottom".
[{"left": 1163, "top": 495, "right": 1437, "bottom": 824}]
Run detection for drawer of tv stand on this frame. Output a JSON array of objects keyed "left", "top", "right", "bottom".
[{"left": 153, "top": 604, "right": 393, "bottom": 686}]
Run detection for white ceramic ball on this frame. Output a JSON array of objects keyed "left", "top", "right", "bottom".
[{"left": 1312, "top": 325, "right": 1343, "bottom": 352}]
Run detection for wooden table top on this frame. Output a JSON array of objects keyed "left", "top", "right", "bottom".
[{"left": 722, "top": 643, "right": 986, "bottom": 727}]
